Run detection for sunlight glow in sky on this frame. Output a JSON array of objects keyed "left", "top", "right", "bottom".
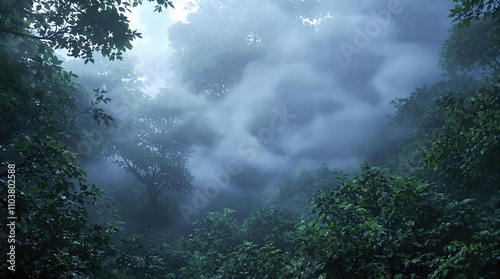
[
  {"left": 127, "top": 0, "right": 199, "bottom": 93},
  {"left": 172, "top": 0, "right": 199, "bottom": 23},
  {"left": 129, "top": 0, "right": 196, "bottom": 29}
]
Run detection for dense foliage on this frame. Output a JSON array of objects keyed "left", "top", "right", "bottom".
[
  {"left": 0, "top": 0, "right": 174, "bottom": 277},
  {"left": 0, "top": 24, "right": 117, "bottom": 279},
  {"left": 0, "top": 0, "right": 174, "bottom": 63},
  {"left": 289, "top": 166, "right": 498, "bottom": 278},
  {"left": 1, "top": 0, "right": 498, "bottom": 278}
]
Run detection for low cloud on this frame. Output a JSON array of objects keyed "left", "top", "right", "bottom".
[{"left": 124, "top": 0, "right": 456, "bottom": 222}]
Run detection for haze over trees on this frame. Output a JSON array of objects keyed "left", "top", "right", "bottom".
[{"left": 1, "top": 0, "right": 499, "bottom": 278}]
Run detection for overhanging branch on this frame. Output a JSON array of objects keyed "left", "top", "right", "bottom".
[{"left": 0, "top": 27, "right": 54, "bottom": 41}]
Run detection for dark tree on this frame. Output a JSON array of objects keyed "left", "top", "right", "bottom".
[{"left": 110, "top": 92, "right": 196, "bottom": 203}]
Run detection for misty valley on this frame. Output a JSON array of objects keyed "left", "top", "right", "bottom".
[{"left": 0, "top": 0, "right": 499, "bottom": 278}]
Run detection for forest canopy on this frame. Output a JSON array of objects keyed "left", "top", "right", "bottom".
[{"left": 0, "top": 0, "right": 498, "bottom": 278}]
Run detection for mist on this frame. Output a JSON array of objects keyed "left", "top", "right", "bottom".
[
  {"left": 72, "top": 0, "right": 456, "bottom": 225},
  {"left": 80, "top": 0, "right": 454, "bottom": 226},
  {"left": 4, "top": 0, "right": 499, "bottom": 277}
]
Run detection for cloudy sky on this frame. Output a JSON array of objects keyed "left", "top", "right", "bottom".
[{"left": 122, "top": 0, "right": 455, "bottom": 209}]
